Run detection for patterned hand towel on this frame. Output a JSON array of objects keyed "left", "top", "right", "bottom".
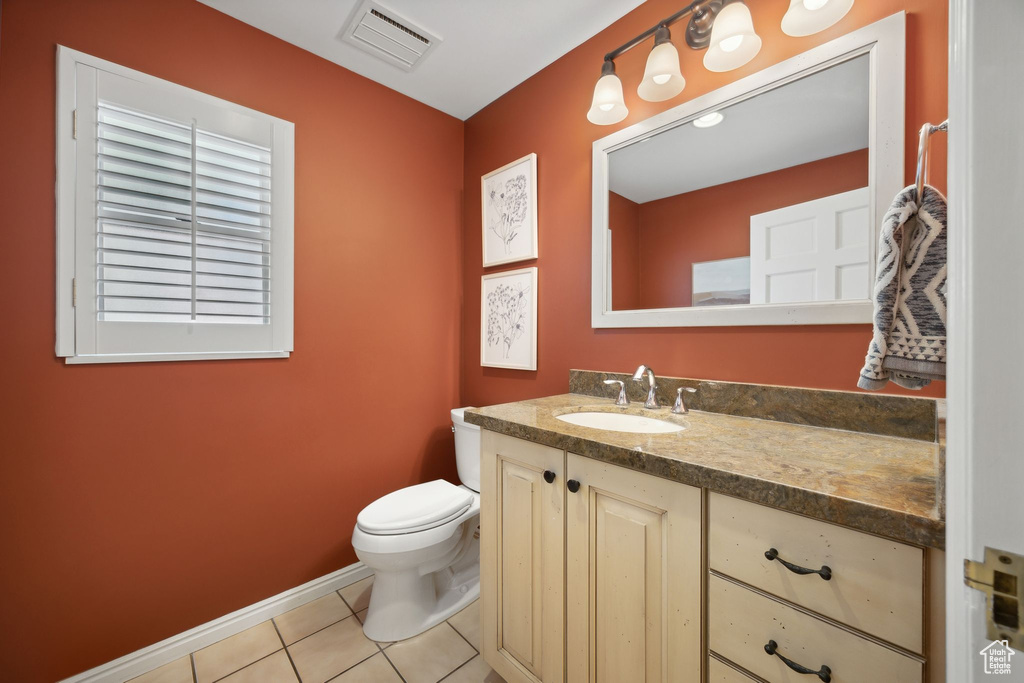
[{"left": 858, "top": 184, "right": 947, "bottom": 391}]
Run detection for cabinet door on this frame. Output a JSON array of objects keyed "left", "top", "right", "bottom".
[
  {"left": 481, "top": 430, "right": 565, "bottom": 683},
  {"left": 565, "top": 453, "right": 702, "bottom": 683}
]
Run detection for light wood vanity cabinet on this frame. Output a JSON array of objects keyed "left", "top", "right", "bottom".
[
  {"left": 708, "top": 492, "right": 933, "bottom": 683},
  {"left": 708, "top": 656, "right": 760, "bottom": 682},
  {"left": 709, "top": 492, "right": 925, "bottom": 653},
  {"left": 481, "top": 429, "right": 940, "bottom": 683},
  {"left": 481, "top": 431, "right": 702, "bottom": 683}
]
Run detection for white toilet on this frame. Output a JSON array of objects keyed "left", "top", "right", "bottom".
[{"left": 351, "top": 407, "right": 481, "bottom": 642}]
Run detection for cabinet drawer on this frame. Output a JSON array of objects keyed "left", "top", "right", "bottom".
[
  {"left": 708, "top": 656, "right": 758, "bottom": 682},
  {"left": 709, "top": 574, "right": 923, "bottom": 683},
  {"left": 709, "top": 492, "right": 924, "bottom": 652}
]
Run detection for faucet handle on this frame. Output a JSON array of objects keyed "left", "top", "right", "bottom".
[
  {"left": 672, "top": 387, "right": 697, "bottom": 414},
  {"left": 603, "top": 379, "right": 629, "bottom": 406}
]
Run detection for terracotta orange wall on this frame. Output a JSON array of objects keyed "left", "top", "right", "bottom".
[
  {"left": 0, "top": 1, "right": 463, "bottom": 680},
  {"left": 462, "top": 0, "right": 947, "bottom": 407},
  {"left": 628, "top": 149, "right": 868, "bottom": 309},
  {"left": 609, "top": 191, "right": 642, "bottom": 309}
]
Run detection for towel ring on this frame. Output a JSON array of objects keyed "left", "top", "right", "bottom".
[{"left": 915, "top": 120, "right": 948, "bottom": 204}]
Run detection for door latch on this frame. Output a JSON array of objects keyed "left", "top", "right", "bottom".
[{"left": 965, "top": 547, "right": 1023, "bottom": 651}]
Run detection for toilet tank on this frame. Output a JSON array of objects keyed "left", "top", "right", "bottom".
[{"left": 451, "top": 407, "right": 481, "bottom": 492}]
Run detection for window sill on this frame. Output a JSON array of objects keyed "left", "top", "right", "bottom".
[{"left": 63, "top": 351, "right": 290, "bottom": 365}]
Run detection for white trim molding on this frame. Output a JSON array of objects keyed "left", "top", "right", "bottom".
[
  {"left": 591, "top": 12, "right": 905, "bottom": 328},
  {"left": 60, "top": 562, "right": 371, "bottom": 683}
]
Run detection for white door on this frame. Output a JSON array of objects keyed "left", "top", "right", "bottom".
[
  {"left": 947, "top": 0, "right": 1024, "bottom": 681},
  {"left": 749, "top": 187, "right": 870, "bottom": 304}
]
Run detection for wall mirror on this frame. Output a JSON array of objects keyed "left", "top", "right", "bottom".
[{"left": 592, "top": 13, "right": 905, "bottom": 328}]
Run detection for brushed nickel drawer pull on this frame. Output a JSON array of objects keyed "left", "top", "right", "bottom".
[
  {"left": 764, "top": 548, "right": 832, "bottom": 580},
  {"left": 764, "top": 640, "right": 832, "bottom": 682}
]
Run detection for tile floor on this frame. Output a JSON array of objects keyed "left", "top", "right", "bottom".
[{"left": 129, "top": 576, "right": 504, "bottom": 683}]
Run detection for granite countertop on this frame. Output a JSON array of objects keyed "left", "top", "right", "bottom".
[{"left": 465, "top": 394, "right": 944, "bottom": 549}]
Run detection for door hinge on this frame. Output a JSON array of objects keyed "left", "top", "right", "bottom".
[
  {"left": 72, "top": 278, "right": 77, "bottom": 307},
  {"left": 72, "top": 109, "right": 77, "bottom": 139},
  {"left": 965, "top": 547, "right": 1023, "bottom": 651}
]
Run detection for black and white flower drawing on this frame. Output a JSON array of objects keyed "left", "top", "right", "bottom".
[
  {"left": 486, "top": 281, "right": 530, "bottom": 359},
  {"left": 486, "top": 173, "right": 529, "bottom": 254}
]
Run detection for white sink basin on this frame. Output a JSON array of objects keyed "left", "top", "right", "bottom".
[{"left": 555, "top": 411, "right": 685, "bottom": 434}]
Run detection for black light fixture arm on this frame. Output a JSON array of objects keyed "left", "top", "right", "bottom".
[{"left": 601, "top": 0, "right": 726, "bottom": 63}]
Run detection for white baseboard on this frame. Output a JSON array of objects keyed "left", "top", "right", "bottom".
[{"left": 61, "top": 561, "right": 372, "bottom": 683}]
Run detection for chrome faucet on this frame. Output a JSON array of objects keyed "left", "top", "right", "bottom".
[
  {"left": 603, "top": 379, "right": 629, "bottom": 406},
  {"left": 632, "top": 364, "right": 659, "bottom": 409}
]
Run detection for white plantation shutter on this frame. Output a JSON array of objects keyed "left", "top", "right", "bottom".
[
  {"left": 96, "top": 103, "right": 273, "bottom": 324},
  {"left": 57, "top": 48, "right": 294, "bottom": 362}
]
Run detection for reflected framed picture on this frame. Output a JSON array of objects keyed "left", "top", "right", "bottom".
[
  {"left": 482, "top": 153, "right": 538, "bottom": 267},
  {"left": 692, "top": 256, "right": 751, "bottom": 307},
  {"left": 481, "top": 267, "right": 537, "bottom": 371}
]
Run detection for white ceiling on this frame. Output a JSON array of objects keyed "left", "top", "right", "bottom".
[
  {"left": 609, "top": 54, "right": 870, "bottom": 204},
  {"left": 197, "top": 0, "right": 646, "bottom": 120}
]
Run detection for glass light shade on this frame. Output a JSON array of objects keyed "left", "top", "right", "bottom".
[
  {"left": 587, "top": 73, "right": 628, "bottom": 125},
  {"left": 781, "top": 0, "right": 854, "bottom": 37},
  {"left": 703, "top": 2, "right": 762, "bottom": 72},
  {"left": 638, "top": 41, "right": 686, "bottom": 102}
]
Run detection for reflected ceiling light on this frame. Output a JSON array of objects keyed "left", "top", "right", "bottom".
[
  {"left": 693, "top": 111, "right": 724, "bottom": 128},
  {"left": 782, "top": 0, "right": 855, "bottom": 37},
  {"left": 638, "top": 26, "right": 687, "bottom": 102},
  {"left": 587, "top": 60, "right": 628, "bottom": 125},
  {"left": 703, "top": 2, "right": 761, "bottom": 72}
]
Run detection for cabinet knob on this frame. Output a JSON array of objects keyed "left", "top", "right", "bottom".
[
  {"left": 567, "top": 479, "right": 581, "bottom": 493},
  {"left": 543, "top": 470, "right": 556, "bottom": 484}
]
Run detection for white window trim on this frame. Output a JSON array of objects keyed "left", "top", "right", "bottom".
[{"left": 55, "top": 45, "right": 295, "bottom": 363}]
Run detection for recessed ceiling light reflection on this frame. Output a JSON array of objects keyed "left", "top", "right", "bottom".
[{"left": 693, "top": 112, "right": 724, "bottom": 128}]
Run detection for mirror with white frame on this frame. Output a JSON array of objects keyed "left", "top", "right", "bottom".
[{"left": 591, "top": 13, "right": 905, "bottom": 328}]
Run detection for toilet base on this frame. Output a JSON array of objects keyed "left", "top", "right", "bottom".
[{"left": 360, "top": 526, "right": 480, "bottom": 643}]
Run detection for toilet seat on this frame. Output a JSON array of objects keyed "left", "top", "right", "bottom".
[{"left": 357, "top": 480, "right": 474, "bottom": 535}]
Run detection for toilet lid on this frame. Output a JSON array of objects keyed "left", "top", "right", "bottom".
[{"left": 357, "top": 480, "right": 474, "bottom": 535}]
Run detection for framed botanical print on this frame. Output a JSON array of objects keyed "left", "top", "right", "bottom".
[
  {"left": 481, "top": 153, "right": 538, "bottom": 267},
  {"left": 481, "top": 267, "right": 537, "bottom": 370}
]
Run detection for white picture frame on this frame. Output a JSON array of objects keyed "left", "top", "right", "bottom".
[
  {"left": 482, "top": 153, "right": 538, "bottom": 267},
  {"left": 481, "top": 267, "right": 537, "bottom": 371}
]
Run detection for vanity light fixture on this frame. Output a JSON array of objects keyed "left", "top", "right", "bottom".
[
  {"left": 781, "top": 0, "right": 855, "bottom": 37},
  {"left": 588, "top": 0, "right": 764, "bottom": 125},
  {"left": 693, "top": 111, "right": 724, "bottom": 127},
  {"left": 588, "top": 0, "right": 857, "bottom": 125},
  {"left": 638, "top": 26, "right": 687, "bottom": 102}
]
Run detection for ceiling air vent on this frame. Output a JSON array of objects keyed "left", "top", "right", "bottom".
[{"left": 339, "top": 0, "right": 442, "bottom": 72}]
